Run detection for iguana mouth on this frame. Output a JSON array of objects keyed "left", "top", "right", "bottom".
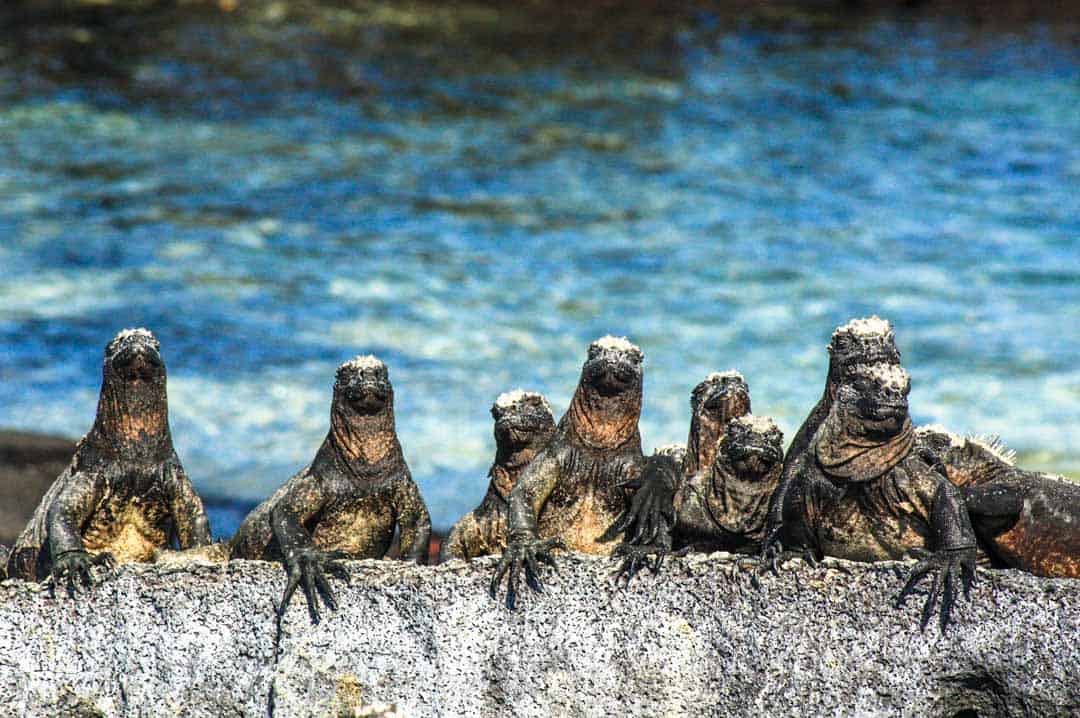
[
  {"left": 842, "top": 348, "right": 900, "bottom": 371},
  {"left": 730, "top": 442, "right": 783, "bottom": 465},
  {"left": 855, "top": 397, "right": 908, "bottom": 426},
  {"left": 588, "top": 360, "right": 638, "bottom": 396},
  {"left": 497, "top": 422, "right": 546, "bottom": 450},
  {"left": 703, "top": 387, "right": 750, "bottom": 416},
  {"left": 112, "top": 347, "right": 164, "bottom": 383},
  {"left": 344, "top": 385, "right": 390, "bottom": 415}
]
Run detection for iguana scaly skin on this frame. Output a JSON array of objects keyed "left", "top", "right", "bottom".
[
  {"left": 604, "top": 371, "right": 753, "bottom": 552},
  {"left": 608, "top": 415, "right": 786, "bottom": 583},
  {"left": 6, "top": 329, "right": 211, "bottom": 590},
  {"left": 672, "top": 415, "right": 784, "bottom": 554},
  {"left": 490, "top": 336, "right": 644, "bottom": 606},
  {"left": 230, "top": 355, "right": 431, "bottom": 623},
  {"left": 775, "top": 364, "right": 978, "bottom": 630},
  {"left": 684, "top": 371, "right": 751, "bottom": 477},
  {"left": 915, "top": 427, "right": 1080, "bottom": 578},
  {"left": 762, "top": 316, "right": 902, "bottom": 558},
  {"left": 440, "top": 391, "right": 555, "bottom": 562}
]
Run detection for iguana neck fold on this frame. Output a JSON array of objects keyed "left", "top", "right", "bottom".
[
  {"left": 325, "top": 405, "right": 404, "bottom": 479},
  {"left": 708, "top": 461, "right": 780, "bottom": 536},
  {"left": 816, "top": 410, "right": 914, "bottom": 482},
  {"left": 85, "top": 364, "right": 172, "bottom": 462},
  {"left": 563, "top": 383, "right": 641, "bottom": 451}
]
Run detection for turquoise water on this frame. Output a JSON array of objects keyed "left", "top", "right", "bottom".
[{"left": 1, "top": 3, "right": 1077, "bottom": 535}]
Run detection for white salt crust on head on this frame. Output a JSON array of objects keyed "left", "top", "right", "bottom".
[
  {"left": 591, "top": 335, "right": 640, "bottom": 353},
  {"left": 731, "top": 414, "right": 780, "bottom": 435},
  {"left": 702, "top": 369, "right": 745, "bottom": 385},
  {"left": 107, "top": 328, "right": 160, "bottom": 360},
  {"left": 113, "top": 327, "right": 156, "bottom": 343},
  {"left": 654, "top": 443, "right": 687, "bottom": 457},
  {"left": 339, "top": 354, "right": 385, "bottom": 372},
  {"left": 862, "top": 363, "right": 910, "bottom": 391},
  {"left": 833, "top": 316, "right": 893, "bottom": 340},
  {"left": 495, "top": 389, "right": 552, "bottom": 414}
]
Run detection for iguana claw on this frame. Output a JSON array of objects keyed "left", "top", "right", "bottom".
[{"left": 895, "top": 547, "right": 977, "bottom": 633}]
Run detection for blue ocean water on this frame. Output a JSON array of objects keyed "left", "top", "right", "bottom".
[{"left": 0, "top": 3, "right": 1077, "bottom": 537}]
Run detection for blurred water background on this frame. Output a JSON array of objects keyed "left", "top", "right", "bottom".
[{"left": 0, "top": 0, "right": 1077, "bottom": 537}]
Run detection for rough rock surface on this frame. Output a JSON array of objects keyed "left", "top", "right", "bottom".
[{"left": 0, "top": 554, "right": 1077, "bottom": 717}]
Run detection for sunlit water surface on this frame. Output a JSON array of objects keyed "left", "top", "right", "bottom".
[{"left": 1, "top": 3, "right": 1077, "bottom": 536}]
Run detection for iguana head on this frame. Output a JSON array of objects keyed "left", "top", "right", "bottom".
[
  {"left": 330, "top": 355, "right": 400, "bottom": 465},
  {"left": 90, "top": 328, "right": 171, "bottom": 453},
  {"left": 717, "top": 415, "right": 784, "bottom": 479},
  {"left": 692, "top": 371, "right": 750, "bottom": 421},
  {"left": 335, "top": 355, "right": 393, "bottom": 417},
  {"left": 816, "top": 363, "right": 914, "bottom": 482},
  {"left": 491, "top": 390, "right": 556, "bottom": 467},
  {"left": 581, "top": 335, "right": 643, "bottom": 398},
  {"left": 835, "top": 363, "right": 911, "bottom": 440},
  {"left": 565, "top": 336, "right": 643, "bottom": 450},
  {"left": 826, "top": 316, "right": 902, "bottom": 397},
  {"left": 915, "top": 425, "right": 1017, "bottom": 487},
  {"left": 653, "top": 442, "right": 688, "bottom": 470},
  {"left": 686, "top": 370, "right": 750, "bottom": 473},
  {"left": 105, "top": 328, "right": 165, "bottom": 384}
]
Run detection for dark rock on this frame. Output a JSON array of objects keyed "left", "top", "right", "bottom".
[
  {"left": 0, "top": 553, "right": 1076, "bottom": 717},
  {"left": 0, "top": 431, "right": 75, "bottom": 545}
]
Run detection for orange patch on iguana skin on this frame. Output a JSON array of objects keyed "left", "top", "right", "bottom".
[{"left": 992, "top": 510, "right": 1080, "bottom": 578}]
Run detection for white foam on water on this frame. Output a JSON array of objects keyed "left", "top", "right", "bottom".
[{"left": 0, "top": 271, "right": 126, "bottom": 319}]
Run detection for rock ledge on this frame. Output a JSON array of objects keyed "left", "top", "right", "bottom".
[{"left": 0, "top": 554, "right": 1077, "bottom": 717}]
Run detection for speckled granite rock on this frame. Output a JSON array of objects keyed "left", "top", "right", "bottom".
[{"left": 0, "top": 554, "right": 1076, "bottom": 717}]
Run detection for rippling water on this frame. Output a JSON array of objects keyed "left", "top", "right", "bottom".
[{"left": 1, "top": 2, "right": 1077, "bottom": 536}]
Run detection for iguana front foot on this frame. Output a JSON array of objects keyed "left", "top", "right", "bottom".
[
  {"left": 489, "top": 537, "right": 563, "bottom": 609},
  {"left": 895, "top": 547, "right": 977, "bottom": 633},
  {"left": 48, "top": 551, "right": 115, "bottom": 597},
  {"left": 610, "top": 543, "right": 689, "bottom": 587},
  {"left": 278, "top": 548, "right": 350, "bottom": 624},
  {"left": 746, "top": 543, "right": 821, "bottom": 590},
  {"left": 599, "top": 469, "right": 676, "bottom": 548}
]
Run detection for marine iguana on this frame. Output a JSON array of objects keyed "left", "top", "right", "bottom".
[
  {"left": 489, "top": 336, "right": 645, "bottom": 606},
  {"left": 773, "top": 363, "right": 978, "bottom": 630},
  {"left": 6, "top": 328, "right": 212, "bottom": 590},
  {"left": 230, "top": 355, "right": 431, "bottom": 623},
  {"left": 601, "top": 371, "right": 752, "bottom": 550},
  {"left": 761, "top": 316, "right": 902, "bottom": 559},
  {"left": 684, "top": 371, "right": 752, "bottom": 476},
  {"left": 609, "top": 416, "right": 785, "bottom": 581},
  {"left": 440, "top": 390, "right": 556, "bottom": 562},
  {"left": 915, "top": 427, "right": 1080, "bottom": 578}
]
